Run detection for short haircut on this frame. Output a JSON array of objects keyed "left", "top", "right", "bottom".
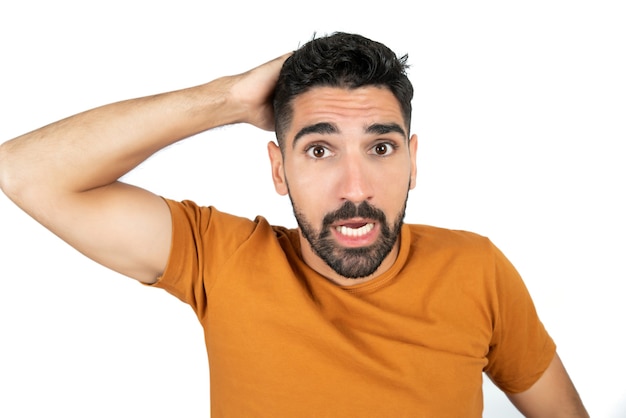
[{"left": 273, "top": 32, "right": 413, "bottom": 148}]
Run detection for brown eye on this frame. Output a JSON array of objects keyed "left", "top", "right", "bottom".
[
  {"left": 312, "top": 146, "right": 325, "bottom": 158},
  {"left": 370, "top": 142, "right": 397, "bottom": 157},
  {"left": 306, "top": 145, "right": 329, "bottom": 159},
  {"left": 374, "top": 143, "right": 389, "bottom": 155}
]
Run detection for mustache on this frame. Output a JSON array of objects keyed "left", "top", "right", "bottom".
[{"left": 322, "top": 201, "right": 387, "bottom": 228}]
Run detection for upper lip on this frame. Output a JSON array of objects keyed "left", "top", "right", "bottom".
[{"left": 333, "top": 218, "right": 375, "bottom": 228}]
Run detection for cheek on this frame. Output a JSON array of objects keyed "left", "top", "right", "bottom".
[
  {"left": 285, "top": 160, "right": 337, "bottom": 197},
  {"left": 285, "top": 169, "right": 341, "bottom": 223},
  {"left": 288, "top": 178, "right": 327, "bottom": 214},
  {"left": 376, "top": 172, "right": 412, "bottom": 210}
]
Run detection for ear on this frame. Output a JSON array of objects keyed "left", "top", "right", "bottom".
[
  {"left": 409, "top": 134, "right": 418, "bottom": 190},
  {"left": 267, "top": 141, "right": 289, "bottom": 196}
]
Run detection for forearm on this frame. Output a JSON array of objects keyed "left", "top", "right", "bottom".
[
  {"left": 0, "top": 54, "right": 285, "bottom": 283},
  {"left": 506, "top": 353, "right": 589, "bottom": 418},
  {"left": 0, "top": 76, "right": 241, "bottom": 200}
]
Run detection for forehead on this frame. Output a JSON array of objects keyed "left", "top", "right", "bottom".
[{"left": 288, "top": 86, "right": 405, "bottom": 135}]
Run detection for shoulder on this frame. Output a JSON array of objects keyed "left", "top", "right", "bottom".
[
  {"left": 401, "top": 223, "right": 512, "bottom": 288},
  {"left": 405, "top": 223, "right": 495, "bottom": 256},
  {"left": 164, "top": 198, "right": 295, "bottom": 246},
  {"left": 165, "top": 198, "right": 265, "bottom": 230}
]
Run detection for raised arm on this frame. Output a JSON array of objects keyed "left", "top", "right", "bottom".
[{"left": 0, "top": 54, "right": 290, "bottom": 284}]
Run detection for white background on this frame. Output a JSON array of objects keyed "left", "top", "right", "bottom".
[{"left": 1, "top": 1, "right": 624, "bottom": 416}]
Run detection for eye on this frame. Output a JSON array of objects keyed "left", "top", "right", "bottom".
[
  {"left": 305, "top": 144, "right": 331, "bottom": 159},
  {"left": 371, "top": 142, "right": 397, "bottom": 156}
]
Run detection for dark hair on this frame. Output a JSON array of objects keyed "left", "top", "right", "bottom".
[{"left": 273, "top": 32, "right": 413, "bottom": 147}]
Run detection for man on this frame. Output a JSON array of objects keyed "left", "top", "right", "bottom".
[{"left": 0, "top": 32, "right": 587, "bottom": 416}]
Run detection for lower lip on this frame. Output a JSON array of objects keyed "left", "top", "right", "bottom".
[{"left": 331, "top": 224, "right": 379, "bottom": 248}]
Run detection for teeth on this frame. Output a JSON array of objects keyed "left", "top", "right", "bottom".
[{"left": 336, "top": 223, "right": 374, "bottom": 237}]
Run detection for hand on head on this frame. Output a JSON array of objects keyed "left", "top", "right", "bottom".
[{"left": 228, "top": 52, "right": 292, "bottom": 132}]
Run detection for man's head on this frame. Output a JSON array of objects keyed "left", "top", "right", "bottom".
[
  {"left": 273, "top": 32, "right": 413, "bottom": 149},
  {"left": 268, "top": 33, "right": 417, "bottom": 284}
]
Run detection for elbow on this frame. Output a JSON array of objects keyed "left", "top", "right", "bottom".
[
  {"left": 0, "top": 139, "right": 28, "bottom": 204},
  {"left": 0, "top": 140, "right": 13, "bottom": 196},
  {"left": 0, "top": 139, "right": 58, "bottom": 226}
]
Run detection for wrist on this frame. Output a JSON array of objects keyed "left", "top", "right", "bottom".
[{"left": 186, "top": 77, "right": 243, "bottom": 131}]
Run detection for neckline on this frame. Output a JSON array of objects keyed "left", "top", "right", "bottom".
[{"left": 339, "top": 224, "right": 412, "bottom": 294}]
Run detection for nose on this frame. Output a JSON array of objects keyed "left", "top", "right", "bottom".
[{"left": 338, "top": 153, "right": 375, "bottom": 204}]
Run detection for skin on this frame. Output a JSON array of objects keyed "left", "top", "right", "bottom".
[
  {"left": 507, "top": 353, "right": 589, "bottom": 417},
  {"left": 268, "top": 86, "right": 417, "bottom": 286},
  {"left": 0, "top": 52, "right": 588, "bottom": 416},
  {"left": 0, "top": 53, "right": 290, "bottom": 284}
]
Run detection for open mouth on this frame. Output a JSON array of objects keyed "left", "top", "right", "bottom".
[{"left": 335, "top": 222, "right": 375, "bottom": 238}]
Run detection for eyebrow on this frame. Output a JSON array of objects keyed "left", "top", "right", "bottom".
[
  {"left": 293, "top": 122, "right": 338, "bottom": 146},
  {"left": 366, "top": 122, "right": 407, "bottom": 138},
  {"left": 292, "top": 122, "right": 407, "bottom": 148}
]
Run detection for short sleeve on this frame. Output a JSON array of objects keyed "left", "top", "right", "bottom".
[
  {"left": 149, "top": 199, "right": 258, "bottom": 319},
  {"left": 484, "top": 243, "right": 557, "bottom": 393}
]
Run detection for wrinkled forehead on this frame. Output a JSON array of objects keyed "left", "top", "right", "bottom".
[{"left": 285, "top": 86, "right": 408, "bottom": 141}]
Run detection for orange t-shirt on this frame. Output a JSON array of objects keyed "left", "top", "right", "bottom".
[{"left": 154, "top": 199, "right": 556, "bottom": 417}]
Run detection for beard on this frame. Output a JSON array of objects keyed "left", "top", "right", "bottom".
[{"left": 292, "top": 198, "right": 407, "bottom": 279}]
